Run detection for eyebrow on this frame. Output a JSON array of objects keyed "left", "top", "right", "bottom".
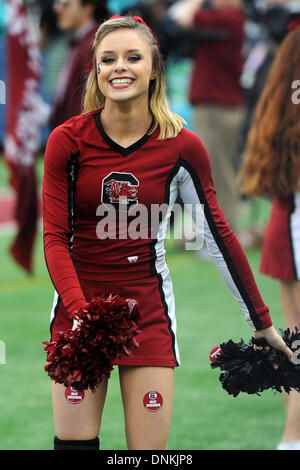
[{"left": 100, "top": 49, "right": 143, "bottom": 54}]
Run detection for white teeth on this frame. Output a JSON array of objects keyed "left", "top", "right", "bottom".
[{"left": 111, "top": 78, "right": 133, "bottom": 85}]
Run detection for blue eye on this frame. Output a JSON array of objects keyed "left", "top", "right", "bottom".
[
  {"left": 100, "top": 54, "right": 142, "bottom": 65},
  {"left": 128, "top": 55, "right": 142, "bottom": 62},
  {"left": 101, "top": 57, "right": 115, "bottom": 64}
]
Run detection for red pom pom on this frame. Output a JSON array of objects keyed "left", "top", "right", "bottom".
[{"left": 43, "top": 294, "right": 140, "bottom": 391}]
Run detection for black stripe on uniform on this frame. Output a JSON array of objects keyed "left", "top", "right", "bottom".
[
  {"left": 157, "top": 272, "right": 179, "bottom": 366},
  {"left": 43, "top": 150, "right": 80, "bottom": 288},
  {"left": 44, "top": 150, "right": 81, "bottom": 339},
  {"left": 50, "top": 295, "right": 62, "bottom": 341},
  {"left": 66, "top": 150, "right": 80, "bottom": 254}
]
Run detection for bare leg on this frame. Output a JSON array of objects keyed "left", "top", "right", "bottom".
[
  {"left": 280, "top": 281, "right": 300, "bottom": 329},
  {"left": 52, "top": 379, "right": 108, "bottom": 440},
  {"left": 119, "top": 366, "right": 174, "bottom": 450},
  {"left": 279, "top": 281, "right": 300, "bottom": 444}
]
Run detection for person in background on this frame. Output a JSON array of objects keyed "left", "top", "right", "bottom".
[
  {"left": 173, "top": 0, "right": 245, "bottom": 234},
  {"left": 50, "top": 0, "right": 109, "bottom": 129},
  {"left": 238, "top": 22, "right": 300, "bottom": 450},
  {"left": 39, "top": 0, "right": 70, "bottom": 112},
  {"left": 237, "top": 1, "right": 291, "bottom": 248}
]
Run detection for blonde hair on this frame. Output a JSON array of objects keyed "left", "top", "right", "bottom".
[{"left": 82, "top": 16, "right": 186, "bottom": 139}]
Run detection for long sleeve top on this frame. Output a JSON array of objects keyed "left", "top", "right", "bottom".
[{"left": 43, "top": 110, "right": 272, "bottom": 330}]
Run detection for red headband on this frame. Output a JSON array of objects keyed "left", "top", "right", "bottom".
[
  {"left": 109, "top": 15, "right": 160, "bottom": 48},
  {"left": 86, "top": 15, "right": 160, "bottom": 71},
  {"left": 288, "top": 18, "right": 300, "bottom": 31}
]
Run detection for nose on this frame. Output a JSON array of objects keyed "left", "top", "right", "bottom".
[
  {"left": 113, "top": 57, "right": 128, "bottom": 73},
  {"left": 53, "top": 0, "right": 69, "bottom": 12},
  {"left": 53, "top": 2, "right": 62, "bottom": 13}
]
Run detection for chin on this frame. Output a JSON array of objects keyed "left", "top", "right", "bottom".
[
  {"left": 107, "top": 92, "right": 136, "bottom": 103},
  {"left": 57, "top": 19, "right": 70, "bottom": 31},
  {"left": 109, "top": 90, "right": 148, "bottom": 105}
]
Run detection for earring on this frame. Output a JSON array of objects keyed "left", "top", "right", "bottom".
[{"left": 97, "top": 63, "right": 102, "bottom": 74}]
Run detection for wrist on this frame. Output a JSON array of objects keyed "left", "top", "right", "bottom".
[{"left": 253, "top": 325, "right": 275, "bottom": 337}]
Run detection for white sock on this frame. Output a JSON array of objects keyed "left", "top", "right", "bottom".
[{"left": 277, "top": 440, "right": 300, "bottom": 450}]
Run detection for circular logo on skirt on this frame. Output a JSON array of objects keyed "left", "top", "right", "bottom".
[
  {"left": 65, "top": 386, "right": 85, "bottom": 404},
  {"left": 143, "top": 391, "right": 163, "bottom": 412},
  {"left": 209, "top": 345, "right": 223, "bottom": 363}
]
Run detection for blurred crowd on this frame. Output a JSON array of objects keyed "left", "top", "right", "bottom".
[
  {"left": 2, "top": 0, "right": 300, "bottom": 239},
  {"left": 15, "top": 1, "right": 300, "bottom": 134}
]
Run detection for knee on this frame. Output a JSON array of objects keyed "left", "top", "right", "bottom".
[
  {"left": 55, "top": 427, "right": 100, "bottom": 442},
  {"left": 128, "top": 439, "right": 168, "bottom": 451}
]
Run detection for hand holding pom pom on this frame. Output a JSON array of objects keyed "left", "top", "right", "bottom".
[
  {"left": 43, "top": 294, "right": 140, "bottom": 391},
  {"left": 253, "top": 325, "right": 293, "bottom": 363},
  {"left": 210, "top": 328, "right": 300, "bottom": 397}
]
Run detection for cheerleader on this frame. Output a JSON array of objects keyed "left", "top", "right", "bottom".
[
  {"left": 238, "top": 21, "right": 300, "bottom": 450},
  {"left": 43, "top": 15, "right": 292, "bottom": 450}
]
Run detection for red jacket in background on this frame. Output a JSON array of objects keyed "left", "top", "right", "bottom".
[
  {"left": 50, "top": 25, "right": 97, "bottom": 129},
  {"left": 189, "top": 7, "right": 245, "bottom": 107}
]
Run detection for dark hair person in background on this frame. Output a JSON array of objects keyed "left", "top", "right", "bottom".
[{"left": 50, "top": 0, "right": 109, "bottom": 129}]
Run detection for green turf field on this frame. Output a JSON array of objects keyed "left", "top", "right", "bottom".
[{"left": 0, "top": 157, "right": 287, "bottom": 450}]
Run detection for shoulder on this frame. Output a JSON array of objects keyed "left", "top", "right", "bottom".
[
  {"left": 215, "top": 8, "right": 245, "bottom": 24},
  {"left": 48, "top": 110, "right": 99, "bottom": 147},
  {"left": 73, "top": 26, "right": 97, "bottom": 55},
  {"left": 176, "top": 127, "right": 209, "bottom": 159},
  {"left": 194, "top": 8, "right": 245, "bottom": 30},
  {"left": 82, "top": 25, "right": 98, "bottom": 46},
  {"left": 220, "top": 9, "right": 245, "bottom": 33},
  {"left": 174, "top": 127, "right": 213, "bottom": 180},
  {"left": 45, "top": 110, "right": 103, "bottom": 169},
  {"left": 73, "top": 28, "right": 97, "bottom": 68}
]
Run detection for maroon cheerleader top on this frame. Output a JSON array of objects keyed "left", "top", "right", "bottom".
[{"left": 260, "top": 194, "right": 300, "bottom": 281}]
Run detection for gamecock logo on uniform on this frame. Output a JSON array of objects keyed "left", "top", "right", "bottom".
[{"left": 102, "top": 172, "right": 139, "bottom": 211}]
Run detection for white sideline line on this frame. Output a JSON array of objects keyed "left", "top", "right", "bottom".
[
  {"left": 0, "top": 219, "right": 43, "bottom": 236},
  {"left": 0, "top": 221, "right": 17, "bottom": 235}
]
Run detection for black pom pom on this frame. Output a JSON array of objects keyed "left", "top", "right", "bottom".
[{"left": 210, "top": 328, "right": 300, "bottom": 397}]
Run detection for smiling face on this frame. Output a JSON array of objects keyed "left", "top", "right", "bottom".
[{"left": 95, "top": 28, "right": 156, "bottom": 107}]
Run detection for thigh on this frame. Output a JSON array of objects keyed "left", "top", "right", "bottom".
[
  {"left": 291, "top": 281, "right": 300, "bottom": 326},
  {"left": 52, "top": 379, "right": 108, "bottom": 440},
  {"left": 119, "top": 366, "right": 174, "bottom": 450},
  {"left": 280, "top": 280, "right": 300, "bottom": 329}
]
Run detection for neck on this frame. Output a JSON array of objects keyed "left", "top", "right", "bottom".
[
  {"left": 225, "top": 0, "right": 242, "bottom": 9},
  {"left": 100, "top": 100, "right": 153, "bottom": 144},
  {"left": 215, "top": 0, "right": 242, "bottom": 9},
  {"left": 73, "top": 18, "right": 94, "bottom": 34}
]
